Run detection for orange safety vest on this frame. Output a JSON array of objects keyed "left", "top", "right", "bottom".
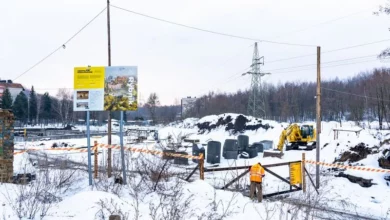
[{"left": 250, "top": 163, "right": 265, "bottom": 183}]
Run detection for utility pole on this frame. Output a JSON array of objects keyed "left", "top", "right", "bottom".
[
  {"left": 106, "top": 0, "right": 112, "bottom": 178},
  {"left": 243, "top": 42, "right": 271, "bottom": 118},
  {"left": 316, "top": 46, "right": 321, "bottom": 189}
]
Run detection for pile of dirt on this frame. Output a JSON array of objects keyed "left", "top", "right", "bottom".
[
  {"left": 335, "top": 172, "right": 374, "bottom": 187},
  {"left": 378, "top": 149, "right": 390, "bottom": 169},
  {"left": 336, "top": 143, "right": 373, "bottom": 163},
  {"left": 197, "top": 114, "right": 273, "bottom": 134}
]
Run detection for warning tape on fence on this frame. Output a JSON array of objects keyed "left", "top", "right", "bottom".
[
  {"left": 13, "top": 146, "right": 98, "bottom": 155},
  {"left": 304, "top": 160, "right": 390, "bottom": 173},
  {"left": 96, "top": 143, "right": 203, "bottom": 160}
]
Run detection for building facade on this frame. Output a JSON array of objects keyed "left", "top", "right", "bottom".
[{"left": 0, "top": 80, "right": 25, "bottom": 103}]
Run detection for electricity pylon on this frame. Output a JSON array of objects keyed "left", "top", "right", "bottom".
[{"left": 242, "top": 42, "right": 271, "bottom": 118}]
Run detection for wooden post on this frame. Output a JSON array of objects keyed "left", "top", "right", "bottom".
[
  {"left": 302, "top": 153, "right": 306, "bottom": 193},
  {"left": 199, "top": 153, "right": 204, "bottom": 180},
  {"left": 94, "top": 141, "right": 98, "bottom": 179},
  {"left": 316, "top": 46, "right": 321, "bottom": 189}
]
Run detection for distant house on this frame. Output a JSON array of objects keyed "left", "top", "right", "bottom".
[{"left": 0, "top": 80, "right": 25, "bottom": 103}]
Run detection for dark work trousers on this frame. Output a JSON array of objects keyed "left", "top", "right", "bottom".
[{"left": 249, "top": 181, "right": 262, "bottom": 202}]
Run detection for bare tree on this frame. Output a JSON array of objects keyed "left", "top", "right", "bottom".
[
  {"left": 54, "top": 88, "right": 73, "bottom": 125},
  {"left": 145, "top": 93, "right": 160, "bottom": 124}
]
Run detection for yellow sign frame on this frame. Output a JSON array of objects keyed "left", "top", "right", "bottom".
[{"left": 290, "top": 161, "right": 302, "bottom": 185}]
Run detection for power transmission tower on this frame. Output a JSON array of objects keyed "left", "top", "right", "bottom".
[{"left": 243, "top": 42, "right": 271, "bottom": 118}]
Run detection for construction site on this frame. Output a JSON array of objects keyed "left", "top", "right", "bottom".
[{"left": 2, "top": 0, "right": 390, "bottom": 219}]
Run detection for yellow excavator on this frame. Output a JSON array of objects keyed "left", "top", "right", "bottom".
[{"left": 263, "top": 123, "right": 316, "bottom": 158}]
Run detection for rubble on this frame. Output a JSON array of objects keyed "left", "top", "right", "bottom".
[
  {"left": 335, "top": 172, "right": 374, "bottom": 188},
  {"left": 197, "top": 114, "right": 273, "bottom": 134},
  {"left": 336, "top": 143, "right": 373, "bottom": 163}
]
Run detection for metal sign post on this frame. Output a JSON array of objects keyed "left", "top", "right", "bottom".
[
  {"left": 87, "top": 111, "right": 92, "bottom": 186},
  {"left": 120, "top": 111, "right": 127, "bottom": 184}
]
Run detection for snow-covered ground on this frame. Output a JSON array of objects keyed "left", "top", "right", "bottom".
[{"left": 4, "top": 114, "right": 390, "bottom": 219}]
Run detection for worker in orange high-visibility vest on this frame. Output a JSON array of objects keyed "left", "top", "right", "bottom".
[{"left": 249, "top": 162, "right": 265, "bottom": 202}]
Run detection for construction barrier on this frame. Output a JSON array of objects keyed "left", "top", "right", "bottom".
[
  {"left": 304, "top": 159, "right": 390, "bottom": 173},
  {"left": 13, "top": 146, "right": 98, "bottom": 155},
  {"left": 95, "top": 143, "right": 203, "bottom": 160}
]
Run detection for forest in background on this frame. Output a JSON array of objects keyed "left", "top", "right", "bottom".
[
  {"left": 4, "top": 67, "right": 390, "bottom": 129},
  {"left": 185, "top": 68, "right": 390, "bottom": 129}
]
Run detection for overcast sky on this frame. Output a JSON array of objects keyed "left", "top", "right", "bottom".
[{"left": 1, "top": 0, "right": 390, "bottom": 105}]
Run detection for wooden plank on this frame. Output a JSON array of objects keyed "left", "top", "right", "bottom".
[
  {"left": 263, "top": 166, "right": 300, "bottom": 190},
  {"left": 221, "top": 169, "right": 250, "bottom": 190},
  {"left": 263, "top": 188, "right": 301, "bottom": 199},
  {"left": 185, "top": 164, "right": 199, "bottom": 181},
  {"left": 204, "top": 161, "right": 301, "bottom": 172},
  {"left": 305, "top": 167, "right": 319, "bottom": 194}
]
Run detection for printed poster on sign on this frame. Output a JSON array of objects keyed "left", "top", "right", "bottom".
[
  {"left": 104, "top": 66, "right": 138, "bottom": 111},
  {"left": 73, "top": 66, "right": 138, "bottom": 111},
  {"left": 73, "top": 67, "right": 105, "bottom": 111},
  {"left": 289, "top": 162, "right": 302, "bottom": 185}
]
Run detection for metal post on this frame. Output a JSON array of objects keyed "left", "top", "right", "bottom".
[
  {"left": 120, "top": 111, "right": 127, "bottom": 184},
  {"left": 87, "top": 111, "right": 92, "bottom": 185},
  {"left": 94, "top": 141, "right": 98, "bottom": 179},
  {"left": 316, "top": 46, "right": 321, "bottom": 189},
  {"left": 106, "top": 0, "right": 113, "bottom": 178}
]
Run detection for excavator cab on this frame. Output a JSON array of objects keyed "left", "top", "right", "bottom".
[{"left": 300, "top": 125, "right": 313, "bottom": 139}]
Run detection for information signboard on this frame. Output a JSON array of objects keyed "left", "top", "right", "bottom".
[
  {"left": 73, "top": 66, "right": 138, "bottom": 111},
  {"left": 289, "top": 161, "right": 302, "bottom": 185}
]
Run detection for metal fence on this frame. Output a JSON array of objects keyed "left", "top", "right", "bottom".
[{"left": 14, "top": 132, "right": 119, "bottom": 143}]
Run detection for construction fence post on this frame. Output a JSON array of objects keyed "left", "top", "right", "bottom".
[
  {"left": 302, "top": 153, "right": 306, "bottom": 193},
  {"left": 94, "top": 141, "right": 98, "bottom": 179},
  {"left": 199, "top": 153, "right": 204, "bottom": 180}
]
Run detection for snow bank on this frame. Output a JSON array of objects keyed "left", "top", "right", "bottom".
[
  {"left": 99, "top": 135, "right": 121, "bottom": 145},
  {"left": 13, "top": 152, "right": 36, "bottom": 175}
]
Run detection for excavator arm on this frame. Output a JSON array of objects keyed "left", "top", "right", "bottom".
[
  {"left": 275, "top": 124, "right": 300, "bottom": 152},
  {"left": 276, "top": 129, "right": 287, "bottom": 151}
]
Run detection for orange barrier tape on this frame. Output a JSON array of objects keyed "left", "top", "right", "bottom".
[
  {"left": 304, "top": 160, "right": 390, "bottom": 173},
  {"left": 96, "top": 143, "right": 203, "bottom": 160},
  {"left": 13, "top": 146, "right": 98, "bottom": 155}
]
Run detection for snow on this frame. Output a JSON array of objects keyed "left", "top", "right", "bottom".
[
  {"left": 13, "top": 152, "right": 36, "bottom": 175},
  {"left": 5, "top": 115, "right": 390, "bottom": 219}
]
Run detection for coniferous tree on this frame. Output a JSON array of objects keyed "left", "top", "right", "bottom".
[
  {"left": 1, "top": 88, "right": 13, "bottom": 109},
  {"left": 29, "top": 86, "right": 38, "bottom": 123},
  {"left": 12, "top": 91, "right": 28, "bottom": 121},
  {"left": 41, "top": 92, "right": 52, "bottom": 123},
  {"left": 146, "top": 93, "right": 159, "bottom": 123}
]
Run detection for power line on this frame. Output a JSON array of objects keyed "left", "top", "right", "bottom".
[
  {"left": 322, "top": 87, "right": 390, "bottom": 103},
  {"left": 225, "top": 54, "right": 384, "bottom": 80},
  {"left": 13, "top": 7, "right": 107, "bottom": 81},
  {"left": 264, "top": 54, "right": 378, "bottom": 72},
  {"left": 267, "top": 38, "right": 390, "bottom": 64},
  {"left": 271, "top": 8, "right": 372, "bottom": 39},
  {"left": 110, "top": 4, "right": 317, "bottom": 47},
  {"left": 198, "top": 43, "right": 254, "bottom": 73},
  {"left": 270, "top": 58, "right": 389, "bottom": 75}
]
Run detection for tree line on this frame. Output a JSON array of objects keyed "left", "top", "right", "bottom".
[
  {"left": 185, "top": 68, "right": 390, "bottom": 129},
  {"left": 1, "top": 87, "right": 179, "bottom": 126}
]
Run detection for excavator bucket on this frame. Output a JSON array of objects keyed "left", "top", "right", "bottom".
[{"left": 263, "top": 150, "right": 284, "bottom": 158}]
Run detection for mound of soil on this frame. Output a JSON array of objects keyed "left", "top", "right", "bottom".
[
  {"left": 378, "top": 149, "right": 390, "bottom": 169},
  {"left": 197, "top": 114, "right": 273, "bottom": 134},
  {"left": 335, "top": 172, "right": 374, "bottom": 187},
  {"left": 336, "top": 143, "right": 373, "bottom": 163}
]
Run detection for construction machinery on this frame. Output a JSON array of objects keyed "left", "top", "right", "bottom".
[{"left": 263, "top": 123, "right": 316, "bottom": 158}]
